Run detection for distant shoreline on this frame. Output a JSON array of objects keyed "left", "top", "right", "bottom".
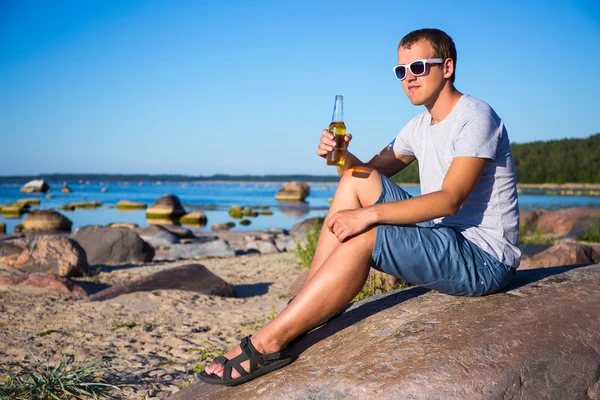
[{"left": 1, "top": 175, "right": 599, "bottom": 186}]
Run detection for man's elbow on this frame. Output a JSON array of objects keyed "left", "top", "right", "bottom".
[
  {"left": 442, "top": 193, "right": 464, "bottom": 217},
  {"left": 445, "top": 204, "right": 461, "bottom": 217}
]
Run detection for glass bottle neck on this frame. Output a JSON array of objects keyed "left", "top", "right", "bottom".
[{"left": 331, "top": 95, "right": 344, "bottom": 122}]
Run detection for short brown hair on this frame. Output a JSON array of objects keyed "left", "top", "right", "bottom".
[{"left": 398, "top": 28, "right": 457, "bottom": 83}]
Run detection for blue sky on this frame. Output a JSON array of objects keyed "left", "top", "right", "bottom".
[{"left": 1, "top": 0, "right": 599, "bottom": 176}]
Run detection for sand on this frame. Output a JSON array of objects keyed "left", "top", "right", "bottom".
[{"left": 0, "top": 251, "right": 304, "bottom": 399}]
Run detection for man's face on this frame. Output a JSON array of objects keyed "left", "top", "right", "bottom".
[{"left": 397, "top": 40, "right": 446, "bottom": 107}]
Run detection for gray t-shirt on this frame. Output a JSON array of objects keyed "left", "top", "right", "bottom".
[{"left": 392, "top": 94, "right": 521, "bottom": 267}]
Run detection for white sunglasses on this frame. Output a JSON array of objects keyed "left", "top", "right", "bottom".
[{"left": 392, "top": 58, "right": 444, "bottom": 80}]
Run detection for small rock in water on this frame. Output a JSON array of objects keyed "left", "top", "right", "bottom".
[{"left": 20, "top": 179, "right": 49, "bottom": 193}]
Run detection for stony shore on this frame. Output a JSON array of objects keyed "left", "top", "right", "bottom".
[
  {"left": 0, "top": 251, "right": 304, "bottom": 399},
  {"left": 1, "top": 205, "right": 600, "bottom": 399}
]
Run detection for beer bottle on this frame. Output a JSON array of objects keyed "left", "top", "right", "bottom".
[{"left": 326, "top": 95, "right": 346, "bottom": 166}]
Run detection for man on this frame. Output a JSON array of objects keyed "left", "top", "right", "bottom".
[{"left": 200, "top": 28, "right": 520, "bottom": 386}]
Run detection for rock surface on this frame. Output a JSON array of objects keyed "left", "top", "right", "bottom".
[
  {"left": 146, "top": 194, "right": 186, "bottom": 219},
  {"left": 275, "top": 181, "right": 310, "bottom": 202},
  {"left": 116, "top": 200, "right": 146, "bottom": 209},
  {"left": 169, "top": 239, "right": 235, "bottom": 260},
  {"left": 0, "top": 240, "right": 22, "bottom": 257},
  {"left": 71, "top": 226, "right": 154, "bottom": 265},
  {"left": 0, "top": 222, "right": 5, "bottom": 235},
  {"left": 14, "top": 209, "right": 72, "bottom": 234},
  {"left": 0, "top": 273, "right": 87, "bottom": 295},
  {"left": 536, "top": 207, "right": 600, "bottom": 237},
  {"left": 246, "top": 240, "right": 279, "bottom": 254},
  {"left": 180, "top": 212, "right": 207, "bottom": 225},
  {"left": 0, "top": 235, "right": 88, "bottom": 277},
  {"left": 174, "top": 264, "right": 600, "bottom": 400},
  {"left": 20, "top": 179, "right": 49, "bottom": 193},
  {"left": 106, "top": 222, "right": 139, "bottom": 229},
  {"left": 525, "top": 241, "right": 600, "bottom": 269},
  {"left": 211, "top": 223, "right": 232, "bottom": 232},
  {"left": 290, "top": 217, "right": 325, "bottom": 241},
  {"left": 87, "top": 263, "right": 236, "bottom": 301}
]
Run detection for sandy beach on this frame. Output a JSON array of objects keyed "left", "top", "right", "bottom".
[{"left": 0, "top": 251, "right": 304, "bottom": 399}]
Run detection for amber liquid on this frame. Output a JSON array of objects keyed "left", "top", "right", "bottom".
[{"left": 326, "top": 121, "right": 346, "bottom": 166}]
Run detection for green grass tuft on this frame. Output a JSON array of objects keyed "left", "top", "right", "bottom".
[
  {"left": 293, "top": 219, "right": 322, "bottom": 269},
  {"left": 577, "top": 218, "right": 600, "bottom": 242},
  {"left": 0, "top": 354, "right": 121, "bottom": 399},
  {"left": 518, "top": 225, "right": 555, "bottom": 245},
  {"left": 112, "top": 321, "right": 136, "bottom": 330}
]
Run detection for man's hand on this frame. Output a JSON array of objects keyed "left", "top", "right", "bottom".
[
  {"left": 317, "top": 129, "right": 352, "bottom": 158},
  {"left": 327, "top": 207, "right": 377, "bottom": 242}
]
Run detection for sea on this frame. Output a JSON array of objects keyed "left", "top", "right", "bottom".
[{"left": 1, "top": 181, "right": 600, "bottom": 235}]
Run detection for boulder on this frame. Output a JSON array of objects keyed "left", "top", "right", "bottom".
[
  {"left": 169, "top": 239, "right": 235, "bottom": 260},
  {"left": 212, "top": 223, "right": 233, "bottom": 232},
  {"left": 20, "top": 179, "right": 49, "bottom": 193},
  {"left": 519, "top": 209, "right": 548, "bottom": 231},
  {"left": 180, "top": 212, "right": 207, "bottom": 225},
  {"left": 174, "top": 264, "right": 600, "bottom": 400},
  {"left": 536, "top": 207, "right": 600, "bottom": 237},
  {"left": 141, "top": 230, "right": 179, "bottom": 249},
  {"left": 116, "top": 200, "right": 146, "bottom": 210},
  {"left": 61, "top": 183, "right": 72, "bottom": 193},
  {"left": 13, "top": 210, "right": 72, "bottom": 234},
  {"left": 228, "top": 206, "right": 243, "bottom": 219},
  {"left": 16, "top": 198, "right": 41, "bottom": 206},
  {"left": 275, "top": 236, "right": 296, "bottom": 252},
  {"left": 156, "top": 224, "right": 194, "bottom": 238},
  {"left": 0, "top": 222, "right": 5, "bottom": 235},
  {"left": 525, "top": 241, "right": 600, "bottom": 269},
  {"left": 0, "top": 235, "right": 88, "bottom": 277},
  {"left": 146, "top": 194, "right": 186, "bottom": 219},
  {"left": 290, "top": 217, "right": 325, "bottom": 241},
  {"left": 0, "top": 240, "right": 22, "bottom": 257},
  {"left": 134, "top": 224, "right": 193, "bottom": 240},
  {"left": 106, "top": 222, "right": 138, "bottom": 230},
  {"left": 275, "top": 181, "right": 310, "bottom": 202},
  {"left": 0, "top": 273, "right": 87, "bottom": 296},
  {"left": 86, "top": 263, "right": 236, "bottom": 301},
  {"left": 71, "top": 226, "right": 154, "bottom": 265},
  {"left": 0, "top": 204, "right": 26, "bottom": 218},
  {"left": 246, "top": 240, "right": 279, "bottom": 254},
  {"left": 68, "top": 201, "right": 103, "bottom": 209}
]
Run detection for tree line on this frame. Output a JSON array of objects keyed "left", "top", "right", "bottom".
[
  {"left": 391, "top": 133, "right": 600, "bottom": 184},
  {"left": 2, "top": 134, "right": 598, "bottom": 184}
]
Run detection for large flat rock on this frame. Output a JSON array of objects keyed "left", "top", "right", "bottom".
[{"left": 172, "top": 264, "right": 600, "bottom": 400}]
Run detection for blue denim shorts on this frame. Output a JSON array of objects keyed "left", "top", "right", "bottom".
[{"left": 370, "top": 173, "right": 514, "bottom": 297}]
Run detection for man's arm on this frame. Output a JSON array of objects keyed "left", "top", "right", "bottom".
[
  {"left": 370, "top": 156, "right": 487, "bottom": 224},
  {"left": 366, "top": 143, "right": 416, "bottom": 178},
  {"left": 327, "top": 156, "right": 488, "bottom": 242}
]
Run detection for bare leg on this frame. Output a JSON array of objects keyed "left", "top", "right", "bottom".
[
  {"left": 306, "top": 166, "right": 382, "bottom": 282},
  {"left": 205, "top": 167, "right": 382, "bottom": 379},
  {"left": 205, "top": 227, "right": 377, "bottom": 378}
]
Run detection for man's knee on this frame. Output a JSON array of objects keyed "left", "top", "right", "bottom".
[{"left": 339, "top": 166, "right": 382, "bottom": 206}]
